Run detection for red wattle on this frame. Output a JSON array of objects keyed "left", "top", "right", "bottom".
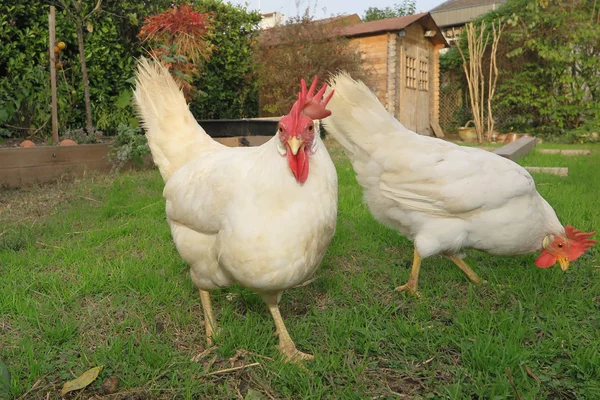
[
  {"left": 286, "top": 143, "right": 309, "bottom": 183},
  {"left": 535, "top": 250, "right": 557, "bottom": 268},
  {"left": 297, "top": 145, "right": 309, "bottom": 183}
]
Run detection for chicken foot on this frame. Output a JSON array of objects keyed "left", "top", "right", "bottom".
[
  {"left": 199, "top": 289, "right": 219, "bottom": 346},
  {"left": 395, "top": 248, "right": 422, "bottom": 297},
  {"left": 448, "top": 256, "right": 482, "bottom": 284},
  {"left": 262, "top": 292, "right": 314, "bottom": 363}
]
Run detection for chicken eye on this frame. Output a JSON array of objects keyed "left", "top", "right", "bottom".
[
  {"left": 308, "top": 124, "right": 314, "bottom": 132},
  {"left": 557, "top": 243, "right": 564, "bottom": 248},
  {"left": 278, "top": 126, "right": 283, "bottom": 133}
]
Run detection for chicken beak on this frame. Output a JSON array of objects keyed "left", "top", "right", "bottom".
[
  {"left": 558, "top": 256, "right": 570, "bottom": 272},
  {"left": 287, "top": 136, "right": 304, "bottom": 155}
]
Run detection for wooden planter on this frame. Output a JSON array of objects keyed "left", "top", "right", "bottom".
[
  {"left": 0, "top": 143, "right": 117, "bottom": 188},
  {"left": 0, "top": 119, "right": 279, "bottom": 188}
]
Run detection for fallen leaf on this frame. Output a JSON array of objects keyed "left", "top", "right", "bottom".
[
  {"left": 245, "top": 388, "right": 267, "bottom": 400},
  {"left": 61, "top": 366, "right": 103, "bottom": 397},
  {"left": 525, "top": 366, "right": 541, "bottom": 383},
  {"left": 0, "top": 359, "right": 10, "bottom": 396}
]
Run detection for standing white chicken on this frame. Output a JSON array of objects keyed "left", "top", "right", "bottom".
[
  {"left": 323, "top": 72, "right": 595, "bottom": 296},
  {"left": 134, "top": 59, "right": 337, "bottom": 361}
]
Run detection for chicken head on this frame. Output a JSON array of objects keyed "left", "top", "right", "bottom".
[
  {"left": 535, "top": 225, "right": 596, "bottom": 271},
  {"left": 277, "top": 76, "right": 334, "bottom": 184}
]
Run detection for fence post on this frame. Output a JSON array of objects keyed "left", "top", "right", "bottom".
[{"left": 49, "top": 6, "right": 59, "bottom": 144}]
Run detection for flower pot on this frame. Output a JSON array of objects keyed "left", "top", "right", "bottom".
[{"left": 458, "top": 120, "right": 478, "bottom": 142}]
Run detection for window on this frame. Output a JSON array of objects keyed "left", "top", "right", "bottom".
[
  {"left": 405, "top": 56, "right": 416, "bottom": 89},
  {"left": 419, "top": 60, "right": 428, "bottom": 91}
]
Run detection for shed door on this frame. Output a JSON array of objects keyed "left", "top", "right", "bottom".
[
  {"left": 399, "top": 42, "right": 431, "bottom": 135},
  {"left": 416, "top": 46, "right": 431, "bottom": 135}
]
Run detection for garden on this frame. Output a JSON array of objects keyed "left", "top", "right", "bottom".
[
  {"left": 1, "top": 141, "right": 599, "bottom": 398},
  {"left": 1, "top": 0, "right": 599, "bottom": 398}
]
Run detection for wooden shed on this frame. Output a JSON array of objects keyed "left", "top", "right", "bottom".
[{"left": 340, "top": 13, "right": 448, "bottom": 136}]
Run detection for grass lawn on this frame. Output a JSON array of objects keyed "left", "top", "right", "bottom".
[{"left": 1, "top": 141, "right": 599, "bottom": 399}]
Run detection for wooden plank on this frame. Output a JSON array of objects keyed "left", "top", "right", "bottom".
[
  {"left": 537, "top": 149, "right": 590, "bottom": 156},
  {"left": 525, "top": 167, "right": 568, "bottom": 176},
  {"left": 493, "top": 137, "right": 537, "bottom": 161},
  {"left": 0, "top": 136, "right": 271, "bottom": 188},
  {"left": 430, "top": 118, "right": 445, "bottom": 138},
  {"left": 0, "top": 143, "right": 112, "bottom": 168},
  {"left": 1, "top": 160, "right": 112, "bottom": 188}
]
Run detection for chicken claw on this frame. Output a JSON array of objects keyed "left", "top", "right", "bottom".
[
  {"left": 199, "top": 290, "right": 219, "bottom": 345},
  {"left": 276, "top": 343, "right": 314, "bottom": 363},
  {"left": 395, "top": 282, "right": 421, "bottom": 298},
  {"left": 263, "top": 293, "right": 314, "bottom": 363},
  {"left": 395, "top": 248, "right": 423, "bottom": 297}
]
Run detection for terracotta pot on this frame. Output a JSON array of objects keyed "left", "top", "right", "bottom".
[
  {"left": 458, "top": 120, "right": 478, "bottom": 142},
  {"left": 504, "top": 133, "right": 532, "bottom": 144}
]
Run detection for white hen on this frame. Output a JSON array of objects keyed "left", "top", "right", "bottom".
[
  {"left": 323, "top": 72, "right": 595, "bottom": 296},
  {"left": 134, "top": 59, "right": 338, "bottom": 361}
]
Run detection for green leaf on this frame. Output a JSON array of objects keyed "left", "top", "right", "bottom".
[
  {"left": 0, "top": 359, "right": 10, "bottom": 396},
  {"left": 115, "top": 90, "right": 132, "bottom": 109}
]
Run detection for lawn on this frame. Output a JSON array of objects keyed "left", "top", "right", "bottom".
[{"left": 1, "top": 141, "right": 599, "bottom": 399}]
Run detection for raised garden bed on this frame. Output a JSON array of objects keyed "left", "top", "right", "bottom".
[{"left": 0, "top": 119, "right": 279, "bottom": 188}]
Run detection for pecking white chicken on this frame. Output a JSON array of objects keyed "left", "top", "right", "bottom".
[
  {"left": 134, "top": 58, "right": 337, "bottom": 361},
  {"left": 323, "top": 72, "right": 595, "bottom": 296}
]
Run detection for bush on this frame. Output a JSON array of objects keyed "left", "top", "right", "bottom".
[
  {"left": 109, "top": 123, "right": 150, "bottom": 171},
  {"left": 0, "top": 0, "right": 262, "bottom": 140},
  {"left": 441, "top": 0, "right": 600, "bottom": 138},
  {"left": 255, "top": 10, "right": 369, "bottom": 116}
]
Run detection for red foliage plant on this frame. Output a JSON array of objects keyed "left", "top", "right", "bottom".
[{"left": 138, "top": 4, "right": 214, "bottom": 99}]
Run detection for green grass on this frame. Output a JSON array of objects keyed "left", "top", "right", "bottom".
[{"left": 1, "top": 142, "right": 599, "bottom": 399}]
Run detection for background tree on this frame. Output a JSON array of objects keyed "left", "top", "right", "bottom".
[
  {"left": 363, "top": 0, "right": 416, "bottom": 22},
  {"left": 55, "top": 0, "right": 102, "bottom": 134},
  {"left": 0, "top": 0, "right": 261, "bottom": 139},
  {"left": 440, "top": 0, "right": 600, "bottom": 139},
  {"left": 138, "top": 4, "right": 214, "bottom": 101},
  {"left": 256, "top": 10, "right": 369, "bottom": 116}
]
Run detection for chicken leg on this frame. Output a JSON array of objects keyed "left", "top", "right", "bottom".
[
  {"left": 261, "top": 292, "right": 313, "bottom": 362},
  {"left": 395, "top": 248, "right": 422, "bottom": 297},
  {"left": 199, "top": 289, "right": 218, "bottom": 345},
  {"left": 448, "top": 256, "right": 482, "bottom": 284}
]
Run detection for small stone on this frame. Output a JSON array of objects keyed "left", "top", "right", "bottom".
[
  {"left": 60, "top": 139, "right": 77, "bottom": 146},
  {"left": 101, "top": 375, "right": 119, "bottom": 395}
]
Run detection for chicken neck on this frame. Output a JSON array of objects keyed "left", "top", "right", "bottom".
[{"left": 261, "top": 292, "right": 314, "bottom": 362}]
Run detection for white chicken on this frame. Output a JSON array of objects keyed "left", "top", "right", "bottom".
[
  {"left": 323, "top": 72, "right": 595, "bottom": 296},
  {"left": 134, "top": 59, "right": 337, "bottom": 361}
]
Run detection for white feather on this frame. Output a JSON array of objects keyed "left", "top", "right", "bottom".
[
  {"left": 134, "top": 58, "right": 338, "bottom": 293},
  {"left": 323, "top": 72, "right": 564, "bottom": 259}
]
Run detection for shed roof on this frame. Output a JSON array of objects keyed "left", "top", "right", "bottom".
[
  {"left": 430, "top": 0, "right": 504, "bottom": 13},
  {"left": 260, "top": 12, "right": 447, "bottom": 47},
  {"left": 340, "top": 13, "right": 447, "bottom": 46}
]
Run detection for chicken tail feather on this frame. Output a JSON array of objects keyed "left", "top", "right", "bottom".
[
  {"left": 134, "top": 57, "right": 216, "bottom": 181},
  {"left": 323, "top": 72, "right": 413, "bottom": 156}
]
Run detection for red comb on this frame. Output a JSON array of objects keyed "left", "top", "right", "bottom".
[
  {"left": 298, "top": 75, "right": 333, "bottom": 120},
  {"left": 565, "top": 225, "right": 596, "bottom": 261}
]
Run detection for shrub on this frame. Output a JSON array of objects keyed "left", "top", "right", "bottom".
[{"left": 255, "top": 10, "right": 369, "bottom": 116}]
